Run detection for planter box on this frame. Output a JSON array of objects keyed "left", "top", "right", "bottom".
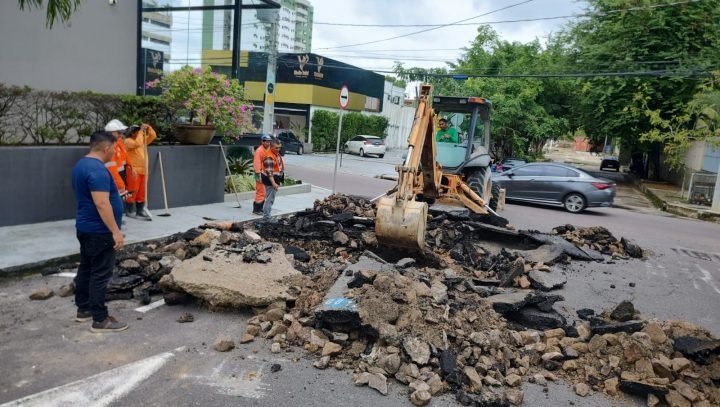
[{"left": 0, "top": 145, "right": 224, "bottom": 227}]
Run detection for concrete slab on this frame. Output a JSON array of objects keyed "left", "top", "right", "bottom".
[{"left": 0, "top": 185, "right": 330, "bottom": 272}]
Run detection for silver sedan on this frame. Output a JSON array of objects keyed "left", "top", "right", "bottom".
[{"left": 493, "top": 162, "right": 616, "bottom": 213}]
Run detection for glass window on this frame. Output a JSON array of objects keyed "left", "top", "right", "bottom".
[
  {"left": 542, "top": 166, "right": 578, "bottom": 177},
  {"left": 512, "top": 166, "right": 544, "bottom": 177}
]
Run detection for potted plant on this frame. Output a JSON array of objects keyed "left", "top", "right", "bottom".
[{"left": 146, "top": 66, "right": 255, "bottom": 144}]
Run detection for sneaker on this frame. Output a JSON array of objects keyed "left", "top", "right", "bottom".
[
  {"left": 75, "top": 310, "right": 92, "bottom": 322},
  {"left": 90, "top": 316, "right": 128, "bottom": 333}
]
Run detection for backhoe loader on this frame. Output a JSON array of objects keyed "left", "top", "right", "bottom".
[{"left": 375, "top": 84, "right": 502, "bottom": 250}]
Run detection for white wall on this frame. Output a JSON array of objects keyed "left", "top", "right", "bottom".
[
  {"left": 685, "top": 140, "right": 706, "bottom": 172},
  {"left": 0, "top": 1, "right": 137, "bottom": 94},
  {"left": 382, "top": 81, "right": 414, "bottom": 149}
]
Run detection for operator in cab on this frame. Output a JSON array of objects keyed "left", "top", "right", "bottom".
[{"left": 436, "top": 116, "right": 459, "bottom": 143}]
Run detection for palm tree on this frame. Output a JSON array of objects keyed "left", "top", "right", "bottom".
[{"left": 17, "top": 0, "right": 81, "bottom": 28}]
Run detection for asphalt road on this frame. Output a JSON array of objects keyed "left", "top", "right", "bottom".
[{"left": 1, "top": 151, "right": 718, "bottom": 407}]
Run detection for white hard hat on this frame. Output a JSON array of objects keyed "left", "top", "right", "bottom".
[{"left": 105, "top": 119, "right": 128, "bottom": 132}]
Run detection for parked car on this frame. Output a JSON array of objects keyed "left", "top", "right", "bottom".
[
  {"left": 600, "top": 156, "right": 620, "bottom": 172},
  {"left": 493, "top": 162, "right": 616, "bottom": 213},
  {"left": 501, "top": 158, "right": 527, "bottom": 170},
  {"left": 276, "top": 130, "right": 305, "bottom": 155},
  {"left": 344, "top": 135, "right": 386, "bottom": 158}
]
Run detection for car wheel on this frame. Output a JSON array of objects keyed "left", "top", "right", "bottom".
[
  {"left": 297, "top": 145, "right": 303, "bottom": 155},
  {"left": 378, "top": 154, "right": 385, "bottom": 158},
  {"left": 563, "top": 193, "right": 586, "bottom": 213},
  {"left": 360, "top": 148, "right": 365, "bottom": 157},
  {"left": 343, "top": 145, "right": 349, "bottom": 154}
]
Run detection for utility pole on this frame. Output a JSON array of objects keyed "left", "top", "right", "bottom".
[
  {"left": 257, "top": 9, "right": 279, "bottom": 135},
  {"left": 712, "top": 161, "right": 720, "bottom": 212}
]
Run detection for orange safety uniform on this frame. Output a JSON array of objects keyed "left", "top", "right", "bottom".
[
  {"left": 263, "top": 147, "right": 285, "bottom": 177},
  {"left": 105, "top": 136, "right": 135, "bottom": 198},
  {"left": 124, "top": 125, "right": 157, "bottom": 204},
  {"left": 253, "top": 144, "right": 270, "bottom": 203}
]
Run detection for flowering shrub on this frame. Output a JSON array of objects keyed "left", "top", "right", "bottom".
[{"left": 147, "top": 66, "right": 256, "bottom": 139}]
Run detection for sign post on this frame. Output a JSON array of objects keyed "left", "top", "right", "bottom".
[{"left": 332, "top": 86, "right": 350, "bottom": 193}]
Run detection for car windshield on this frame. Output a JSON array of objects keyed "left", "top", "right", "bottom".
[{"left": 434, "top": 111, "right": 488, "bottom": 168}]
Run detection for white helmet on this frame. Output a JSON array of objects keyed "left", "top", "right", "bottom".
[{"left": 105, "top": 119, "right": 128, "bottom": 132}]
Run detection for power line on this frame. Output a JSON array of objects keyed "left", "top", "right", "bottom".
[
  {"left": 315, "top": 0, "right": 536, "bottom": 50},
  {"left": 313, "top": 0, "right": 701, "bottom": 27}
]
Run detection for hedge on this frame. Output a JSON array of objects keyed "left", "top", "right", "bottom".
[
  {"left": 0, "top": 83, "right": 176, "bottom": 145},
  {"left": 310, "top": 110, "right": 389, "bottom": 152}
]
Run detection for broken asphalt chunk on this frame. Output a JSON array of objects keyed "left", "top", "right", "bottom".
[{"left": 673, "top": 336, "right": 720, "bottom": 365}]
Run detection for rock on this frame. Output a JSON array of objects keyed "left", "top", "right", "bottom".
[
  {"left": 314, "top": 356, "right": 330, "bottom": 369},
  {"left": 604, "top": 377, "right": 619, "bottom": 396},
  {"left": 592, "top": 320, "right": 646, "bottom": 335},
  {"left": 29, "top": 287, "right": 54, "bottom": 300},
  {"left": 574, "top": 383, "right": 590, "bottom": 397},
  {"left": 664, "top": 390, "right": 691, "bottom": 407},
  {"left": 635, "top": 359, "right": 655, "bottom": 378},
  {"left": 353, "top": 372, "right": 371, "bottom": 386},
  {"left": 264, "top": 308, "right": 285, "bottom": 322},
  {"left": 463, "top": 366, "right": 483, "bottom": 391},
  {"left": 191, "top": 229, "right": 221, "bottom": 247},
  {"left": 542, "top": 352, "right": 563, "bottom": 361},
  {"left": 271, "top": 343, "right": 281, "bottom": 353},
  {"left": 256, "top": 254, "right": 272, "bottom": 263},
  {"left": 403, "top": 337, "right": 431, "bottom": 365},
  {"left": 610, "top": 300, "right": 637, "bottom": 322},
  {"left": 213, "top": 334, "right": 235, "bottom": 352},
  {"left": 409, "top": 390, "right": 432, "bottom": 406},
  {"left": 409, "top": 380, "right": 430, "bottom": 393},
  {"left": 499, "top": 258, "right": 526, "bottom": 287},
  {"left": 577, "top": 308, "right": 595, "bottom": 320},
  {"left": 378, "top": 353, "right": 402, "bottom": 375},
  {"left": 243, "top": 230, "right": 262, "bottom": 242},
  {"left": 562, "top": 346, "right": 580, "bottom": 359},
  {"left": 368, "top": 373, "right": 388, "bottom": 395},
  {"left": 332, "top": 231, "right": 349, "bottom": 245},
  {"left": 562, "top": 360, "right": 578, "bottom": 371},
  {"left": 347, "top": 269, "right": 377, "bottom": 288},
  {"left": 430, "top": 281, "right": 448, "bottom": 304},
  {"left": 642, "top": 322, "right": 667, "bottom": 344},
  {"left": 239, "top": 334, "right": 254, "bottom": 344},
  {"left": 532, "top": 374, "right": 547, "bottom": 386},
  {"left": 512, "top": 307, "right": 567, "bottom": 331},
  {"left": 169, "top": 247, "right": 299, "bottom": 308},
  {"left": 518, "top": 276, "right": 531, "bottom": 289},
  {"left": 322, "top": 342, "right": 343, "bottom": 357},
  {"left": 588, "top": 335, "right": 608, "bottom": 353},
  {"left": 505, "top": 373, "right": 522, "bottom": 387},
  {"left": 504, "top": 389, "right": 524, "bottom": 406},
  {"left": 270, "top": 363, "right": 282, "bottom": 373},
  {"left": 623, "top": 340, "right": 646, "bottom": 363},
  {"left": 671, "top": 358, "right": 691, "bottom": 372},
  {"left": 621, "top": 237, "right": 643, "bottom": 258},
  {"left": 671, "top": 380, "right": 698, "bottom": 402},
  {"left": 163, "top": 291, "right": 194, "bottom": 306},
  {"left": 544, "top": 328, "right": 565, "bottom": 340},
  {"left": 120, "top": 259, "right": 142, "bottom": 272},
  {"left": 618, "top": 380, "right": 669, "bottom": 398},
  {"left": 673, "top": 336, "right": 720, "bottom": 365},
  {"left": 58, "top": 284, "right": 74, "bottom": 297},
  {"left": 177, "top": 312, "right": 194, "bottom": 323},
  {"left": 396, "top": 258, "right": 416, "bottom": 268},
  {"left": 528, "top": 270, "right": 567, "bottom": 291},
  {"left": 265, "top": 322, "right": 287, "bottom": 338}
]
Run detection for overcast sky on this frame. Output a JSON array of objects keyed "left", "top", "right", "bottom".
[{"left": 310, "top": 0, "right": 588, "bottom": 73}]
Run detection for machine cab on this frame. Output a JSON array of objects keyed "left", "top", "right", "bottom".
[{"left": 431, "top": 96, "right": 492, "bottom": 174}]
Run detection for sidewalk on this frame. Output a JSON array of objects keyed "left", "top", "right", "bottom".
[
  {"left": 0, "top": 184, "right": 331, "bottom": 273},
  {"left": 638, "top": 180, "right": 720, "bottom": 222}
]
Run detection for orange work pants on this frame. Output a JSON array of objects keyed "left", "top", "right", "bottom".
[
  {"left": 255, "top": 181, "right": 266, "bottom": 203},
  {"left": 127, "top": 174, "right": 145, "bottom": 203}
]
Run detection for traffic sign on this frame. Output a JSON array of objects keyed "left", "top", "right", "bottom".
[
  {"left": 339, "top": 85, "right": 349, "bottom": 110},
  {"left": 267, "top": 83, "right": 274, "bottom": 94}
]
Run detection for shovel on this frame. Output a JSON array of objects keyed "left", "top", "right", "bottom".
[{"left": 157, "top": 151, "right": 171, "bottom": 217}]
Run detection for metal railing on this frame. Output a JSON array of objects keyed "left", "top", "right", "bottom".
[{"left": 686, "top": 172, "right": 717, "bottom": 206}]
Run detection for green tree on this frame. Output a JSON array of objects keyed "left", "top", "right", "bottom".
[
  {"left": 563, "top": 0, "right": 720, "bottom": 175},
  {"left": 17, "top": 0, "right": 81, "bottom": 28}
]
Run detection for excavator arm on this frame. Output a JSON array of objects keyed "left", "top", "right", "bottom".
[{"left": 375, "top": 84, "right": 497, "bottom": 251}]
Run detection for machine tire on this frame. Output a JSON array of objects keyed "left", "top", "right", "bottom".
[
  {"left": 489, "top": 181, "right": 500, "bottom": 211},
  {"left": 466, "top": 167, "right": 491, "bottom": 205},
  {"left": 563, "top": 193, "right": 586, "bottom": 213},
  {"left": 360, "top": 148, "right": 365, "bottom": 157},
  {"left": 378, "top": 154, "right": 385, "bottom": 158}
]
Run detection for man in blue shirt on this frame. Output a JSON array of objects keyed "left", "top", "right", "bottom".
[{"left": 71, "top": 131, "right": 128, "bottom": 333}]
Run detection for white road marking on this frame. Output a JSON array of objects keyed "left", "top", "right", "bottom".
[
  {"left": 55, "top": 272, "right": 77, "bottom": 278},
  {"left": 695, "top": 264, "right": 720, "bottom": 295},
  {"left": 0, "top": 347, "right": 183, "bottom": 407},
  {"left": 134, "top": 299, "right": 165, "bottom": 313}
]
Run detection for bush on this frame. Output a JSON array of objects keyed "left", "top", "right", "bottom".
[
  {"left": 310, "top": 110, "right": 389, "bottom": 152},
  {"left": 224, "top": 175, "right": 298, "bottom": 193}
]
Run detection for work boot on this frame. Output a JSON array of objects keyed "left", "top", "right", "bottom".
[
  {"left": 253, "top": 201, "right": 264, "bottom": 215},
  {"left": 124, "top": 202, "right": 136, "bottom": 218},
  {"left": 90, "top": 316, "right": 128, "bottom": 333},
  {"left": 135, "top": 203, "right": 152, "bottom": 221}
]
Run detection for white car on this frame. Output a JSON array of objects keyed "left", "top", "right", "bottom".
[{"left": 343, "top": 135, "right": 386, "bottom": 158}]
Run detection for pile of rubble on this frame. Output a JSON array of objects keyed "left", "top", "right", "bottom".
[{"left": 35, "top": 194, "right": 717, "bottom": 406}]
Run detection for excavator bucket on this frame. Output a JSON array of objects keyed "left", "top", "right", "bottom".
[{"left": 375, "top": 196, "right": 428, "bottom": 250}]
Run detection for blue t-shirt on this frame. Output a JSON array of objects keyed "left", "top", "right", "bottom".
[{"left": 72, "top": 157, "right": 123, "bottom": 233}]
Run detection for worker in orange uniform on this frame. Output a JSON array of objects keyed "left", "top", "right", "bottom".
[
  {"left": 261, "top": 137, "right": 285, "bottom": 222},
  {"left": 124, "top": 123, "right": 157, "bottom": 220},
  {"left": 104, "top": 119, "right": 136, "bottom": 216},
  {"left": 252, "top": 135, "right": 273, "bottom": 215}
]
